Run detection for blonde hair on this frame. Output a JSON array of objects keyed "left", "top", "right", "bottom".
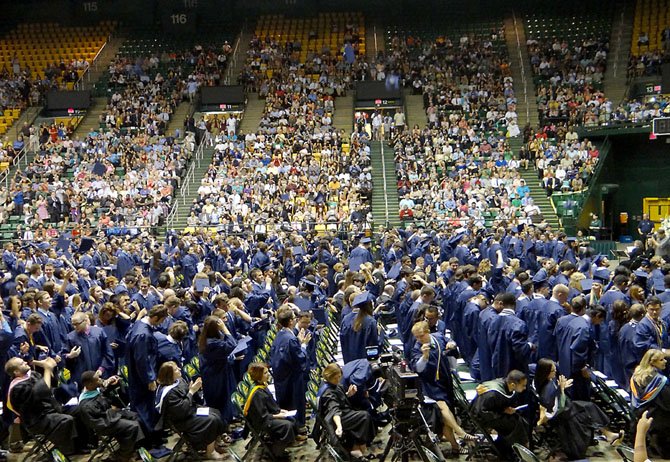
[
  {"left": 323, "top": 363, "right": 342, "bottom": 383},
  {"left": 411, "top": 320, "right": 430, "bottom": 337},
  {"left": 632, "top": 349, "right": 666, "bottom": 388}
]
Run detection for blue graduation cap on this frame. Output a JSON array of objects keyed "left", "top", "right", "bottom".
[
  {"left": 114, "top": 284, "right": 129, "bottom": 295},
  {"left": 78, "top": 237, "right": 94, "bottom": 254},
  {"left": 593, "top": 254, "right": 607, "bottom": 266},
  {"left": 57, "top": 233, "right": 72, "bottom": 259},
  {"left": 593, "top": 268, "right": 611, "bottom": 283},
  {"left": 532, "top": 271, "right": 548, "bottom": 284},
  {"left": 194, "top": 278, "right": 210, "bottom": 292},
  {"left": 447, "top": 233, "right": 464, "bottom": 247},
  {"left": 292, "top": 246, "right": 305, "bottom": 257},
  {"left": 360, "top": 237, "right": 372, "bottom": 244},
  {"left": 293, "top": 296, "right": 314, "bottom": 311},
  {"left": 633, "top": 269, "right": 649, "bottom": 280},
  {"left": 387, "top": 261, "right": 402, "bottom": 280},
  {"left": 353, "top": 291, "right": 374, "bottom": 307},
  {"left": 580, "top": 279, "right": 594, "bottom": 292}
]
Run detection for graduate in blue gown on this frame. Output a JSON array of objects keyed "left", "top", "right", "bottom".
[
  {"left": 487, "top": 293, "right": 532, "bottom": 379},
  {"left": 607, "top": 299, "right": 631, "bottom": 389},
  {"left": 619, "top": 304, "right": 646, "bottom": 390},
  {"left": 476, "top": 301, "right": 501, "bottom": 382},
  {"left": 461, "top": 294, "right": 486, "bottom": 366},
  {"left": 198, "top": 315, "right": 238, "bottom": 425},
  {"left": 340, "top": 292, "right": 380, "bottom": 364},
  {"left": 125, "top": 305, "right": 167, "bottom": 441},
  {"left": 270, "top": 306, "right": 309, "bottom": 430},
  {"left": 155, "top": 321, "right": 188, "bottom": 368},
  {"left": 634, "top": 297, "right": 669, "bottom": 363},
  {"left": 536, "top": 284, "right": 569, "bottom": 361},
  {"left": 555, "top": 299, "right": 605, "bottom": 401},
  {"left": 348, "top": 237, "right": 373, "bottom": 271},
  {"left": 63, "top": 312, "right": 114, "bottom": 387},
  {"left": 409, "top": 320, "right": 475, "bottom": 455}
]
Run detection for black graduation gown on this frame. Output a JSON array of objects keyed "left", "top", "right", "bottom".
[
  {"left": 245, "top": 387, "right": 296, "bottom": 447},
  {"left": 157, "top": 380, "right": 224, "bottom": 450},
  {"left": 78, "top": 390, "right": 144, "bottom": 458},
  {"left": 9, "top": 373, "right": 77, "bottom": 455},
  {"left": 538, "top": 380, "right": 609, "bottom": 459},
  {"left": 318, "top": 383, "right": 375, "bottom": 447}
]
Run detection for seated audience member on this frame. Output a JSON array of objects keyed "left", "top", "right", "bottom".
[
  {"left": 5, "top": 356, "right": 80, "bottom": 455},
  {"left": 630, "top": 349, "right": 670, "bottom": 459},
  {"left": 472, "top": 370, "right": 529, "bottom": 459},
  {"left": 78, "top": 371, "right": 144, "bottom": 462},
  {"left": 243, "top": 362, "right": 305, "bottom": 459},
  {"left": 155, "top": 361, "right": 226, "bottom": 459},
  {"left": 317, "top": 363, "right": 376, "bottom": 459},
  {"left": 534, "top": 358, "right": 623, "bottom": 459}
]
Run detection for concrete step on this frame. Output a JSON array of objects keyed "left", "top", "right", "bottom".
[
  {"left": 504, "top": 16, "right": 539, "bottom": 128},
  {"left": 74, "top": 97, "right": 109, "bottom": 137},
  {"left": 166, "top": 101, "right": 195, "bottom": 138},
  {"left": 239, "top": 93, "right": 265, "bottom": 134},
  {"left": 404, "top": 92, "right": 425, "bottom": 130},
  {"left": 332, "top": 92, "right": 354, "bottom": 132}
]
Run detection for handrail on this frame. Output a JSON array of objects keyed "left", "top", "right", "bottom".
[
  {"left": 167, "top": 139, "right": 205, "bottom": 229},
  {"left": 379, "top": 141, "right": 390, "bottom": 224},
  {"left": 75, "top": 32, "right": 111, "bottom": 91},
  {"left": 224, "top": 28, "right": 243, "bottom": 85},
  {"left": 511, "top": 12, "right": 530, "bottom": 124}
]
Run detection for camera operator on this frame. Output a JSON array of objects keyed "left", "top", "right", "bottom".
[
  {"left": 472, "top": 370, "right": 529, "bottom": 460},
  {"left": 410, "top": 321, "right": 475, "bottom": 456}
]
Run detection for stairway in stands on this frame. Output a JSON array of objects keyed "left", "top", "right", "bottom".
[
  {"left": 370, "top": 141, "right": 401, "bottom": 228},
  {"left": 170, "top": 145, "right": 215, "bottom": 230},
  {"left": 404, "top": 88, "right": 425, "bottom": 130},
  {"left": 604, "top": 1, "right": 634, "bottom": 106},
  {"left": 332, "top": 91, "right": 353, "bottom": 133},
  {"left": 504, "top": 16, "right": 539, "bottom": 129},
  {"left": 166, "top": 101, "right": 194, "bottom": 138},
  {"left": 512, "top": 135, "right": 562, "bottom": 231},
  {"left": 238, "top": 93, "right": 265, "bottom": 134},
  {"left": 73, "top": 97, "right": 108, "bottom": 137}
]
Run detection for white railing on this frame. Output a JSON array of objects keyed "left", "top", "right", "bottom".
[
  {"left": 224, "top": 30, "right": 243, "bottom": 85},
  {"left": 379, "top": 141, "right": 390, "bottom": 224},
  {"left": 75, "top": 33, "right": 112, "bottom": 91},
  {"left": 512, "top": 12, "right": 531, "bottom": 124},
  {"left": 167, "top": 139, "right": 205, "bottom": 229}
]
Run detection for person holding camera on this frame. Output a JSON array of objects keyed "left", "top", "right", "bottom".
[
  {"left": 317, "top": 363, "right": 376, "bottom": 459},
  {"left": 410, "top": 321, "right": 475, "bottom": 456}
]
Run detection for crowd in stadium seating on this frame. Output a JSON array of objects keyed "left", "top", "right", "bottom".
[
  {"left": 527, "top": 36, "right": 610, "bottom": 126},
  {"left": 187, "top": 33, "right": 372, "bottom": 234},
  {"left": 527, "top": 127, "right": 600, "bottom": 196}
]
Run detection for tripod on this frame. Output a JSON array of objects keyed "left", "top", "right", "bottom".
[{"left": 379, "top": 403, "right": 445, "bottom": 462}]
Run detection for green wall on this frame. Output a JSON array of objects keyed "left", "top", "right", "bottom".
[{"left": 587, "top": 134, "right": 670, "bottom": 237}]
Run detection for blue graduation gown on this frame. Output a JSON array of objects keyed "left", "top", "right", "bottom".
[
  {"left": 125, "top": 320, "right": 159, "bottom": 430},
  {"left": 517, "top": 294, "right": 547, "bottom": 355},
  {"left": 461, "top": 301, "right": 481, "bottom": 365},
  {"left": 553, "top": 314, "right": 593, "bottom": 400},
  {"left": 270, "top": 329, "right": 308, "bottom": 426},
  {"left": 250, "top": 250, "right": 271, "bottom": 271},
  {"left": 608, "top": 320, "right": 627, "bottom": 389},
  {"left": 477, "top": 307, "right": 499, "bottom": 381},
  {"left": 340, "top": 312, "right": 379, "bottom": 364},
  {"left": 634, "top": 316, "right": 669, "bottom": 362},
  {"left": 536, "top": 299, "right": 567, "bottom": 361},
  {"left": 115, "top": 250, "right": 135, "bottom": 279},
  {"left": 155, "top": 332, "right": 184, "bottom": 367},
  {"left": 96, "top": 317, "right": 130, "bottom": 370},
  {"left": 131, "top": 291, "right": 160, "bottom": 311},
  {"left": 348, "top": 246, "right": 373, "bottom": 271},
  {"left": 409, "top": 333, "right": 455, "bottom": 403},
  {"left": 64, "top": 326, "right": 114, "bottom": 385},
  {"left": 199, "top": 334, "right": 237, "bottom": 423},
  {"left": 488, "top": 311, "right": 531, "bottom": 378},
  {"left": 619, "top": 320, "right": 640, "bottom": 390}
]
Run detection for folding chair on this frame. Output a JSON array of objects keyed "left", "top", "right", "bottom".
[
  {"left": 166, "top": 428, "right": 203, "bottom": 462},
  {"left": 87, "top": 435, "right": 118, "bottom": 461},
  {"left": 513, "top": 443, "right": 541, "bottom": 462},
  {"left": 450, "top": 372, "right": 500, "bottom": 460},
  {"left": 230, "top": 391, "right": 277, "bottom": 461},
  {"left": 306, "top": 392, "right": 348, "bottom": 462},
  {"left": 22, "top": 429, "right": 56, "bottom": 462},
  {"left": 616, "top": 445, "right": 634, "bottom": 462}
]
